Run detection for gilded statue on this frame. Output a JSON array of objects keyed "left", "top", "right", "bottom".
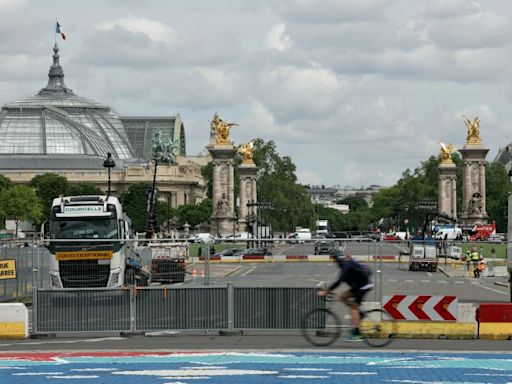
[
  {"left": 463, "top": 115, "right": 481, "bottom": 144},
  {"left": 439, "top": 142, "right": 454, "bottom": 164},
  {"left": 238, "top": 141, "right": 255, "bottom": 164},
  {"left": 211, "top": 113, "right": 238, "bottom": 145}
]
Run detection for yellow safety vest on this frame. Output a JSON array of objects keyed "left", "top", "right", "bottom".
[{"left": 470, "top": 251, "right": 479, "bottom": 261}]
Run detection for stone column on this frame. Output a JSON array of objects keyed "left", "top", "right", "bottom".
[
  {"left": 207, "top": 144, "right": 238, "bottom": 237},
  {"left": 459, "top": 145, "right": 489, "bottom": 226},
  {"left": 438, "top": 161, "right": 457, "bottom": 220},
  {"left": 238, "top": 163, "right": 258, "bottom": 232}
]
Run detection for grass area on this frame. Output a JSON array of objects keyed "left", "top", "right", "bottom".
[{"left": 457, "top": 242, "right": 506, "bottom": 259}]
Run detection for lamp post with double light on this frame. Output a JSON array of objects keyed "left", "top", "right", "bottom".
[{"left": 103, "top": 152, "right": 115, "bottom": 197}]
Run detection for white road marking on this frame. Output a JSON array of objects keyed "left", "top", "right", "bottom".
[
  {"left": 437, "top": 281, "right": 448, "bottom": 284},
  {"left": 388, "top": 279, "right": 397, "bottom": 282},
  {"left": 473, "top": 283, "right": 508, "bottom": 295},
  {"left": 240, "top": 267, "right": 256, "bottom": 277},
  {"left": 420, "top": 280, "right": 430, "bottom": 283},
  {"left": 0, "top": 337, "right": 123, "bottom": 348},
  {"left": 454, "top": 281, "right": 464, "bottom": 284},
  {"left": 427, "top": 272, "right": 432, "bottom": 277},
  {"left": 404, "top": 280, "right": 414, "bottom": 283}
]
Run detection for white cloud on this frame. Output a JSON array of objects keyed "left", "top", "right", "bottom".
[
  {"left": 297, "top": 169, "right": 322, "bottom": 186},
  {"left": 0, "top": 0, "right": 511, "bottom": 188},
  {"left": 95, "top": 17, "right": 176, "bottom": 44},
  {"left": 257, "top": 66, "right": 344, "bottom": 120},
  {"left": 0, "top": 0, "right": 27, "bottom": 11},
  {"left": 264, "top": 23, "right": 293, "bottom": 52}
]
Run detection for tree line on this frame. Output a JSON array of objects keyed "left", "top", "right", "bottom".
[{"left": 0, "top": 140, "right": 509, "bottom": 236}]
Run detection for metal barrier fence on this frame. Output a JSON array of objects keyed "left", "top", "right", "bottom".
[
  {"left": 0, "top": 239, "right": 50, "bottom": 302},
  {"left": 33, "top": 286, "right": 323, "bottom": 334}
]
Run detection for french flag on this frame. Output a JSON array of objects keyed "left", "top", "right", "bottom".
[{"left": 56, "top": 22, "right": 66, "bottom": 40}]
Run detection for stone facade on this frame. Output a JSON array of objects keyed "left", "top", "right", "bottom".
[
  {"left": 459, "top": 145, "right": 489, "bottom": 226},
  {"left": 207, "top": 144, "right": 237, "bottom": 236},
  {"left": 6, "top": 155, "right": 209, "bottom": 208},
  {"left": 437, "top": 162, "right": 457, "bottom": 219},
  {"left": 238, "top": 163, "right": 258, "bottom": 232}
]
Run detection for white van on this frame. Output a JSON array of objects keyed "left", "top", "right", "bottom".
[
  {"left": 434, "top": 227, "right": 462, "bottom": 240},
  {"left": 290, "top": 228, "right": 312, "bottom": 243}
]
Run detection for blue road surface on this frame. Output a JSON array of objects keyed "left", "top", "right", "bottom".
[{"left": 1, "top": 351, "right": 512, "bottom": 383}]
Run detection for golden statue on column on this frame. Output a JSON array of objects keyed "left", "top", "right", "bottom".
[
  {"left": 211, "top": 113, "right": 238, "bottom": 145},
  {"left": 238, "top": 141, "right": 255, "bottom": 164},
  {"left": 439, "top": 142, "right": 454, "bottom": 164},
  {"left": 463, "top": 115, "right": 481, "bottom": 145}
]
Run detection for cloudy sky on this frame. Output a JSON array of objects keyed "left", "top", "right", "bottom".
[{"left": 1, "top": 0, "right": 511, "bottom": 188}]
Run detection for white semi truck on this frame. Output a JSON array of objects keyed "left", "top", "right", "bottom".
[{"left": 45, "top": 195, "right": 149, "bottom": 288}]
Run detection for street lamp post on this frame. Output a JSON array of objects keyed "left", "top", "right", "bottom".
[
  {"left": 103, "top": 152, "right": 115, "bottom": 197},
  {"left": 146, "top": 159, "right": 158, "bottom": 239}
]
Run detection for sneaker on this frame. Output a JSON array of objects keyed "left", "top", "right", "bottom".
[{"left": 344, "top": 334, "right": 364, "bottom": 342}]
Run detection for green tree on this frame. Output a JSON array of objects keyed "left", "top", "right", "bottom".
[
  {"left": 120, "top": 183, "right": 151, "bottom": 233},
  {"left": 337, "top": 196, "right": 368, "bottom": 212},
  {"left": 0, "top": 175, "right": 13, "bottom": 195},
  {"left": 485, "top": 161, "right": 511, "bottom": 232},
  {"left": 201, "top": 162, "right": 213, "bottom": 199},
  {"left": 30, "top": 173, "right": 69, "bottom": 218},
  {"left": 0, "top": 185, "right": 43, "bottom": 237},
  {"left": 68, "top": 182, "right": 103, "bottom": 196},
  {"left": 250, "top": 139, "right": 316, "bottom": 232},
  {"left": 176, "top": 199, "right": 212, "bottom": 229}
]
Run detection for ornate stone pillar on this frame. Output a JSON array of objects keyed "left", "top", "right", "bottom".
[
  {"left": 206, "top": 144, "right": 237, "bottom": 237},
  {"left": 238, "top": 163, "right": 258, "bottom": 232},
  {"left": 458, "top": 121, "right": 489, "bottom": 226},
  {"left": 438, "top": 161, "right": 457, "bottom": 220}
]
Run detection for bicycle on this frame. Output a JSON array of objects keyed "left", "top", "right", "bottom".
[{"left": 301, "top": 293, "right": 397, "bottom": 347}]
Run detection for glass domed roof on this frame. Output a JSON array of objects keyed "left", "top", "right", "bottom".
[{"left": 0, "top": 44, "right": 135, "bottom": 160}]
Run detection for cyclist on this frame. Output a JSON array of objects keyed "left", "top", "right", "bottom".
[{"left": 317, "top": 250, "right": 373, "bottom": 341}]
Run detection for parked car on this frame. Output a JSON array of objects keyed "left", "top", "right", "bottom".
[
  {"left": 489, "top": 234, "right": 503, "bottom": 243},
  {"left": 213, "top": 248, "right": 241, "bottom": 257},
  {"left": 383, "top": 233, "right": 400, "bottom": 241},
  {"left": 364, "top": 233, "right": 381, "bottom": 241},
  {"left": 235, "top": 247, "right": 272, "bottom": 257},
  {"left": 224, "top": 232, "right": 252, "bottom": 240},
  {"left": 314, "top": 240, "right": 336, "bottom": 255}
]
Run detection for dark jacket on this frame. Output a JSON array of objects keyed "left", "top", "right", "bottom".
[{"left": 329, "top": 254, "right": 370, "bottom": 291}]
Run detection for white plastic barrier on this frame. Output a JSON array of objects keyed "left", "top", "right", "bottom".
[{"left": 0, "top": 303, "right": 28, "bottom": 339}]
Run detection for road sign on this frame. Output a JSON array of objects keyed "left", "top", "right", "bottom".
[
  {"left": 0, "top": 259, "right": 16, "bottom": 280},
  {"left": 383, "top": 295, "right": 457, "bottom": 321}
]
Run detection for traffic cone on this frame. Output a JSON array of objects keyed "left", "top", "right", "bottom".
[
  {"left": 200, "top": 270, "right": 205, "bottom": 277},
  {"left": 191, "top": 268, "right": 197, "bottom": 278}
]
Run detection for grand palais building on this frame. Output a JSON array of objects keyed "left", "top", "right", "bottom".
[{"left": 0, "top": 44, "right": 208, "bottom": 207}]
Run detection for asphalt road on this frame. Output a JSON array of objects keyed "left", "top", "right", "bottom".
[
  {"left": 2, "top": 332, "right": 512, "bottom": 352},
  {"left": 183, "top": 261, "right": 510, "bottom": 303}
]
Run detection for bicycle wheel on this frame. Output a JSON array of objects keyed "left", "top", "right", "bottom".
[
  {"left": 360, "top": 309, "right": 396, "bottom": 347},
  {"left": 301, "top": 308, "right": 342, "bottom": 346}
]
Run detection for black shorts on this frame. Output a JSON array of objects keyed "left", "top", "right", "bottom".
[{"left": 351, "top": 286, "right": 372, "bottom": 304}]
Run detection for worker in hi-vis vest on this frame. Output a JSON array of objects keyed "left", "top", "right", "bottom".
[{"left": 470, "top": 247, "right": 480, "bottom": 278}]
